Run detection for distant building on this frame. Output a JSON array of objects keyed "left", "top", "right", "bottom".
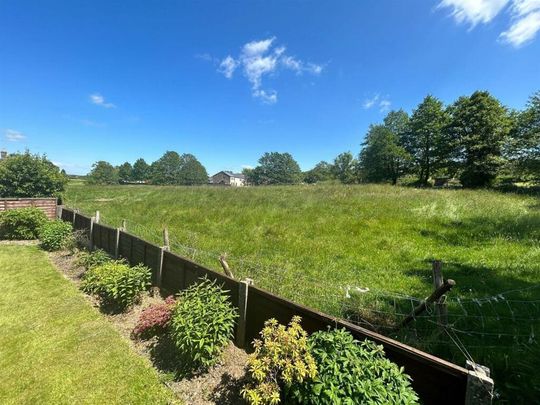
[
  {"left": 210, "top": 171, "right": 246, "bottom": 187},
  {"left": 0, "top": 150, "right": 7, "bottom": 160}
]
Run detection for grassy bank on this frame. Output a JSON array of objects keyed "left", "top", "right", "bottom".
[
  {"left": 64, "top": 183, "right": 540, "bottom": 402},
  {"left": 0, "top": 244, "right": 175, "bottom": 404}
]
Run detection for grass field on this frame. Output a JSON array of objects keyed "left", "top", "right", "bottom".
[
  {"left": 64, "top": 183, "right": 540, "bottom": 402},
  {"left": 0, "top": 244, "right": 176, "bottom": 404}
]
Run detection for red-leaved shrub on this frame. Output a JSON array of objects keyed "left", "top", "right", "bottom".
[{"left": 133, "top": 296, "right": 176, "bottom": 339}]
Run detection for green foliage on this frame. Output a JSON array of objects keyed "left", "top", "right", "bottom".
[
  {"left": 117, "top": 162, "right": 133, "bottom": 182},
  {"left": 242, "top": 316, "right": 317, "bottom": 405},
  {"left": 0, "top": 207, "right": 48, "bottom": 240},
  {"left": 0, "top": 151, "right": 67, "bottom": 197},
  {"left": 291, "top": 329, "right": 419, "bottom": 404},
  {"left": 76, "top": 248, "right": 111, "bottom": 270},
  {"left": 403, "top": 95, "right": 451, "bottom": 184},
  {"left": 303, "top": 161, "right": 334, "bottom": 184},
  {"left": 332, "top": 152, "right": 358, "bottom": 184},
  {"left": 359, "top": 125, "right": 411, "bottom": 184},
  {"left": 81, "top": 261, "right": 150, "bottom": 309},
  {"left": 132, "top": 158, "right": 150, "bottom": 181},
  {"left": 247, "top": 152, "right": 302, "bottom": 185},
  {"left": 38, "top": 220, "right": 73, "bottom": 251},
  {"left": 177, "top": 153, "right": 208, "bottom": 185},
  {"left": 448, "top": 91, "right": 512, "bottom": 188},
  {"left": 87, "top": 161, "right": 119, "bottom": 185},
  {"left": 169, "top": 277, "right": 237, "bottom": 372}
]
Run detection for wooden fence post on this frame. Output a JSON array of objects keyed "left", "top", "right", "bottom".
[
  {"left": 56, "top": 205, "right": 63, "bottom": 219},
  {"left": 89, "top": 216, "right": 95, "bottom": 251},
  {"left": 72, "top": 209, "right": 78, "bottom": 226},
  {"left": 465, "top": 360, "right": 494, "bottom": 405},
  {"left": 114, "top": 228, "right": 121, "bottom": 259},
  {"left": 432, "top": 260, "right": 448, "bottom": 326},
  {"left": 121, "top": 219, "right": 126, "bottom": 231},
  {"left": 236, "top": 278, "right": 253, "bottom": 348},
  {"left": 162, "top": 227, "right": 170, "bottom": 250},
  {"left": 95, "top": 210, "right": 100, "bottom": 224}
]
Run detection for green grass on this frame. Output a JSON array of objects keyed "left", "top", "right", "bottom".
[
  {"left": 0, "top": 245, "right": 176, "bottom": 405},
  {"left": 64, "top": 183, "right": 540, "bottom": 403}
]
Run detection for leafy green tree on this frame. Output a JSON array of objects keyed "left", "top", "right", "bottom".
[
  {"left": 506, "top": 90, "right": 540, "bottom": 181},
  {"left": 247, "top": 152, "right": 302, "bottom": 185},
  {"left": 332, "top": 152, "right": 357, "bottom": 184},
  {"left": 87, "top": 161, "right": 119, "bottom": 185},
  {"left": 358, "top": 125, "right": 411, "bottom": 184},
  {"left": 178, "top": 154, "right": 208, "bottom": 185},
  {"left": 304, "top": 161, "right": 334, "bottom": 184},
  {"left": 150, "top": 151, "right": 182, "bottom": 185},
  {"left": 448, "top": 91, "right": 512, "bottom": 188},
  {"left": 403, "top": 95, "right": 450, "bottom": 185},
  {"left": 132, "top": 158, "right": 150, "bottom": 181},
  {"left": 0, "top": 151, "right": 67, "bottom": 197},
  {"left": 117, "top": 162, "right": 133, "bottom": 182},
  {"left": 384, "top": 109, "right": 410, "bottom": 148}
]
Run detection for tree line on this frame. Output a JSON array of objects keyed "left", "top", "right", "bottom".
[
  {"left": 244, "top": 90, "right": 538, "bottom": 188},
  {"left": 88, "top": 151, "right": 209, "bottom": 185}
]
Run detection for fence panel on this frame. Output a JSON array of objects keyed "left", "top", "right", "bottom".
[
  {"left": 0, "top": 197, "right": 57, "bottom": 219},
  {"left": 73, "top": 213, "right": 91, "bottom": 232},
  {"left": 245, "top": 285, "right": 467, "bottom": 405},
  {"left": 92, "top": 223, "right": 117, "bottom": 256},
  {"left": 118, "top": 231, "right": 161, "bottom": 284},
  {"left": 60, "top": 207, "right": 75, "bottom": 223}
]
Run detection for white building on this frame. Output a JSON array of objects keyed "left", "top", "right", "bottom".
[{"left": 210, "top": 171, "right": 246, "bottom": 187}]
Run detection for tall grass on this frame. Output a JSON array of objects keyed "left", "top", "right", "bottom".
[{"left": 64, "top": 183, "right": 540, "bottom": 403}]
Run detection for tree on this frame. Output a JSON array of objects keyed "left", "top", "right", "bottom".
[
  {"left": 117, "top": 162, "right": 133, "bottom": 183},
  {"left": 150, "top": 151, "right": 182, "bottom": 185},
  {"left": 132, "top": 158, "right": 150, "bottom": 181},
  {"left": 506, "top": 90, "right": 540, "bottom": 180},
  {"left": 304, "top": 161, "right": 334, "bottom": 184},
  {"left": 87, "top": 161, "right": 119, "bottom": 185},
  {"left": 178, "top": 154, "right": 208, "bottom": 185},
  {"left": 332, "top": 152, "right": 357, "bottom": 184},
  {"left": 0, "top": 151, "right": 67, "bottom": 197},
  {"left": 384, "top": 109, "right": 410, "bottom": 147},
  {"left": 403, "top": 95, "right": 450, "bottom": 184},
  {"left": 247, "top": 152, "right": 302, "bottom": 185},
  {"left": 447, "top": 91, "right": 511, "bottom": 188},
  {"left": 358, "top": 125, "right": 411, "bottom": 184}
]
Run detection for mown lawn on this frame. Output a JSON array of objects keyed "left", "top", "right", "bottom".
[
  {"left": 64, "top": 183, "right": 540, "bottom": 403},
  {"left": 0, "top": 245, "right": 176, "bottom": 405}
]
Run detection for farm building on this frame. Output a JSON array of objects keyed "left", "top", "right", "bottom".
[{"left": 210, "top": 171, "right": 246, "bottom": 186}]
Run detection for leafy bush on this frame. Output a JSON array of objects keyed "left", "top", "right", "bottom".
[
  {"left": 76, "top": 249, "right": 111, "bottom": 270},
  {"left": 290, "top": 328, "right": 419, "bottom": 405},
  {"left": 81, "top": 261, "right": 150, "bottom": 309},
  {"left": 38, "top": 220, "right": 73, "bottom": 251},
  {"left": 169, "top": 278, "right": 237, "bottom": 373},
  {"left": 0, "top": 207, "right": 48, "bottom": 240},
  {"left": 242, "top": 316, "right": 317, "bottom": 405},
  {"left": 0, "top": 151, "right": 67, "bottom": 197},
  {"left": 133, "top": 296, "right": 176, "bottom": 339}
]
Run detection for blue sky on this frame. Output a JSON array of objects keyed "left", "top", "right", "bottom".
[{"left": 1, "top": 0, "right": 539, "bottom": 175}]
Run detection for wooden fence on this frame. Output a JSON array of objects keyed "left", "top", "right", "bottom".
[
  {"left": 0, "top": 197, "right": 57, "bottom": 219},
  {"left": 58, "top": 207, "right": 493, "bottom": 405}
]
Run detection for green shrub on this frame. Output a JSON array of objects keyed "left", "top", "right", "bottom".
[
  {"left": 76, "top": 249, "right": 111, "bottom": 270},
  {"left": 170, "top": 277, "right": 238, "bottom": 373},
  {"left": 242, "top": 316, "right": 317, "bottom": 405},
  {"left": 0, "top": 207, "right": 48, "bottom": 240},
  {"left": 38, "top": 220, "right": 73, "bottom": 251},
  {"left": 81, "top": 261, "right": 150, "bottom": 309},
  {"left": 290, "top": 328, "right": 419, "bottom": 405}
]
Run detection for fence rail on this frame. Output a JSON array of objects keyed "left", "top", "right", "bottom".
[{"left": 59, "top": 206, "right": 492, "bottom": 405}]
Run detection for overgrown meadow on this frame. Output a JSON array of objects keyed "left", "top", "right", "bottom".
[{"left": 64, "top": 183, "right": 540, "bottom": 402}]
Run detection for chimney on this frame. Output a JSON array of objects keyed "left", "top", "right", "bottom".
[{"left": 0, "top": 150, "right": 7, "bottom": 160}]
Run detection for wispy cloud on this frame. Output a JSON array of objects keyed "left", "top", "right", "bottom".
[
  {"left": 216, "top": 37, "right": 323, "bottom": 104},
  {"left": 80, "top": 119, "right": 106, "bottom": 128},
  {"left": 89, "top": 93, "right": 116, "bottom": 108},
  {"left": 4, "top": 129, "right": 26, "bottom": 142},
  {"left": 438, "top": 0, "right": 540, "bottom": 47},
  {"left": 362, "top": 94, "right": 391, "bottom": 112}
]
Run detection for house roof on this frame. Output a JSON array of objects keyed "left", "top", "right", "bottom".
[{"left": 212, "top": 171, "right": 245, "bottom": 179}]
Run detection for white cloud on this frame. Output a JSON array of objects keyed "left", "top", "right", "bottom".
[
  {"left": 89, "top": 93, "right": 115, "bottom": 108},
  {"left": 439, "top": 0, "right": 540, "bottom": 46},
  {"left": 217, "top": 37, "right": 323, "bottom": 103},
  {"left": 362, "top": 94, "right": 391, "bottom": 112},
  {"left": 4, "top": 129, "right": 25, "bottom": 141},
  {"left": 500, "top": 0, "right": 540, "bottom": 46},
  {"left": 241, "top": 164, "right": 253, "bottom": 169}
]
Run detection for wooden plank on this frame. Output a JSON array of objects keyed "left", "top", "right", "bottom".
[{"left": 0, "top": 197, "right": 57, "bottom": 219}]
